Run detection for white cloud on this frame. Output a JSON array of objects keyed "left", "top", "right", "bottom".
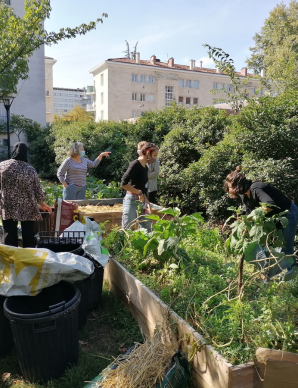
[{"left": 195, "top": 56, "right": 215, "bottom": 68}]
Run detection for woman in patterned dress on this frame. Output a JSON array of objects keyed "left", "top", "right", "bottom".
[
  {"left": 57, "top": 142, "right": 111, "bottom": 200},
  {"left": 0, "top": 142, "right": 52, "bottom": 248}
]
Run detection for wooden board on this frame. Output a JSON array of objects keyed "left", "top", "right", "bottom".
[{"left": 104, "top": 257, "right": 255, "bottom": 388}]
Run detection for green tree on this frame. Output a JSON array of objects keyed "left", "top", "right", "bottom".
[
  {"left": 246, "top": 0, "right": 298, "bottom": 90},
  {"left": 0, "top": 0, "right": 107, "bottom": 96},
  {"left": 0, "top": 114, "right": 41, "bottom": 141}
]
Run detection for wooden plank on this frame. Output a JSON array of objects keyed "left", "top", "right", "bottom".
[
  {"left": 230, "top": 363, "right": 255, "bottom": 388},
  {"left": 262, "top": 360, "right": 298, "bottom": 388},
  {"left": 105, "top": 258, "right": 241, "bottom": 388}
]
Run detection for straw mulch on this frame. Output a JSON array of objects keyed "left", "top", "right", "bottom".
[
  {"left": 98, "top": 333, "right": 175, "bottom": 388},
  {"left": 79, "top": 204, "right": 123, "bottom": 213}
]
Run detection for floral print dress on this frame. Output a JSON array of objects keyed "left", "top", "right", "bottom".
[{"left": 0, "top": 159, "right": 45, "bottom": 221}]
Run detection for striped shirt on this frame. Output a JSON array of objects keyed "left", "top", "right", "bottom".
[{"left": 57, "top": 157, "right": 101, "bottom": 187}]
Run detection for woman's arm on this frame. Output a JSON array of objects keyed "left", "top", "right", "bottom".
[
  {"left": 86, "top": 151, "right": 111, "bottom": 168},
  {"left": 57, "top": 159, "right": 71, "bottom": 188}
]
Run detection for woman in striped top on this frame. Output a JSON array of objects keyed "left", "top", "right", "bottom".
[{"left": 57, "top": 142, "right": 111, "bottom": 200}]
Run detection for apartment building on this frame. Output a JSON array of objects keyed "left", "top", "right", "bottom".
[
  {"left": 45, "top": 56, "right": 57, "bottom": 124},
  {"left": 0, "top": 0, "right": 46, "bottom": 151},
  {"left": 53, "top": 87, "right": 91, "bottom": 116},
  {"left": 87, "top": 54, "right": 263, "bottom": 122}
]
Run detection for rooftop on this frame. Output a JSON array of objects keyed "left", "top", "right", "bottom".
[{"left": 105, "top": 56, "right": 253, "bottom": 77}]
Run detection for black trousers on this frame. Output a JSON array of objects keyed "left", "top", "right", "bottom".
[
  {"left": 148, "top": 191, "right": 157, "bottom": 204},
  {"left": 2, "top": 219, "right": 35, "bottom": 248}
]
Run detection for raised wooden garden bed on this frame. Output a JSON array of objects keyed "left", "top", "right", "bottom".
[
  {"left": 104, "top": 257, "right": 256, "bottom": 388},
  {"left": 73, "top": 198, "right": 165, "bottom": 235}
]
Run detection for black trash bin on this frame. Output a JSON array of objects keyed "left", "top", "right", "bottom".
[
  {"left": 86, "top": 255, "right": 104, "bottom": 310},
  {"left": 0, "top": 295, "right": 14, "bottom": 358},
  {"left": 4, "top": 282, "right": 80, "bottom": 382},
  {"left": 35, "top": 231, "right": 88, "bottom": 329}
]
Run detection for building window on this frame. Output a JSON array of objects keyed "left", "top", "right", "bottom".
[
  {"left": 178, "top": 96, "right": 183, "bottom": 104},
  {"left": 132, "top": 111, "right": 137, "bottom": 118},
  {"left": 45, "top": 73, "right": 48, "bottom": 80},
  {"left": 186, "top": 97, "right": 191, "bottom": 105},
  {"left": 46, "top": 90, "right": 50, "bottom": 97},
  {"left": 186, "top": 80, "right": 191, "bottom": 88},
  {"left": 227, "top": 85, "right": 232, "bottom": 92},
  {"left": 149, "top": 76, "right": 154, "bottom": 84},
  {"left": 101, "top": 92, "right": 104, "bottom": 104},
  {"left": 148, "top": 94, "right": 154, "bottom": 102},
  {"left": 101, "top": 74, "right": 104, "bottom": 86},
  {"left": 132, "top": 74, "right": 138, "bottom": 83},
  {"left": 3, "top": 139, "right": 8, "bottom": 146},
  {"left": 193, "top": 98, "right": 198, "bottom": 105},
  {"left": 193, "top": 81, "right": 199, "bottom": 89},
  {"left": 165, "top": 86, "right": 173, "bottom": 106},
  {"left": 214, "top": 83, "right": 225, "bottom": 90},
  {"left": 179, "top": 80, "right": 184, "bottom": 87},
  {"left": 132, "top": 93, "right": 137, "bottom": 101},
  {"left": 140, "top": 75, "right": 146, "bottom": 83},
  {"left": 46, "top": 107, "right": 51, "bottom": 113},
  {"left": 101, "top": 110, "right": 104, "bottom": 119},
  {"left": 140, "top": 94, "right": 145, "bottom": 102}
]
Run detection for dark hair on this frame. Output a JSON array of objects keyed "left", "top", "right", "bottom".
[
  {"left": 140, "top": 142, "right": 159, "bottom": 157},
  {"left": 223, "top": 166, "right": 252, "bottom": 198},
  {"left": 12, "top": 142, "right": 28, "bottom": 162}
]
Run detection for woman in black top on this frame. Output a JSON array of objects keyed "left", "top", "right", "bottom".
[
  {"left": 224, "top": 166, "right": 298, "bottom": 271},
  {"left": 121, "top": 142, "right": 159, "bottom": 230}
]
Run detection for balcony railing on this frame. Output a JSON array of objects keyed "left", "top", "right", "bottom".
[
  {"left": 86, "top": 103, "right": 96, "bottom": 111},
  {"left": 86, "top": 86, "right": 95, "bottom": 94}
]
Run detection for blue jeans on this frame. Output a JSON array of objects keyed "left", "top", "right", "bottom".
[
  {"left": 63, "top": 184, "right": 87, "bottom": 200},
  {"left": 282, "top": 202, "right": 298, "bottom": 267},
  {"left": 122, "top": 193, "right": 151, "bottom": 232}
]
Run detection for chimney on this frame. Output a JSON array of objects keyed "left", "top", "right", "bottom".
[
  {"left": 190, "top": 59, "right": 194, "bottom": 70},
  {"left": 150, "top": 55, "right": 156, "bottom": 65},
  {"left": 136, "top": 52, "right": 140, "bottom": 64},
  {"left": 261, "top": 69, "right": 266, "bottom": 77},
  {"left": 168, "top": 57, "right": 174, "bottom": 67},
  {"left": 241, "top": 67, "right": 248, "bottom": 76},
  {"left": 200, "top": 61, "right": 203, "bottom": 68},
  {"left": 216, "top": 67, "right": 220, "bottom": 73}
]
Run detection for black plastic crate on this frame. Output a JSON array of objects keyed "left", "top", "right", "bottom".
[{"left": 35, "top": 231, "right": 85, "bottom": 246}]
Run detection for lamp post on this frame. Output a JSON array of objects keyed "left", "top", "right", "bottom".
[
  {"left": 1, "top": 96, "right": 14, "bottom": 159},
  {"left": 136, "top": 104, "right": 144, "bottom": 117}
]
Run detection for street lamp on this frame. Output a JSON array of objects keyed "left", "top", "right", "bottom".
[
  {"left": 136, "top": 104, "right": 144, "bottom": 117},
  {"left": 1, "top": 96, "right": 14, "bottom": 159}
]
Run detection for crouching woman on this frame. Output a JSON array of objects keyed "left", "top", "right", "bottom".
[{"left": 224, "top": 166, "right": 298, "bottom": 273}]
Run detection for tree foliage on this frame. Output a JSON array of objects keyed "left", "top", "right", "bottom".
[
  {"left": 0, "top": 0, "right": 107, "bottom": 96},
  {"left": 246, "top": 0, "right": 298, "bottom": 90},
  {"left": 54, "top": 106, "right": 94, "bottom": 123}
]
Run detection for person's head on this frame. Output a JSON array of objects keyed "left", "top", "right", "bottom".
[
  {"left": 69, "top": 142, "right": 85, "bottom": 158},
  {"left": 139, "top": 142, "right": 159, "bottom": 160},
  {"left": 137, "top": 141, "right": 146, "bottom": 155},
  {"left": 12, "top": 142, "right": 28, "bottom": 162},
  {"left": 223, "top": 166, "right": 252, "bottom": 198}
]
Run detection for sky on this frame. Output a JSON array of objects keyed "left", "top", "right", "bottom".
[{"left": 44, "top": 0, "right": 291, "bottom": 89}]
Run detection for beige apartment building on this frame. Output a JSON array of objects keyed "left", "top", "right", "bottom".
[
  {"left": 45, "top": 56, "right": 57, "bottom": 124},
  {"left": 87, "top": 54, "right": 264, "bottom": 122}
]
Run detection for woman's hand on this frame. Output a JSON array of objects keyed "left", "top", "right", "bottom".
[
  {"left": 62, "top": 182, "right": 68, "bottom": 189},
  {"left": 97, "top": 151, "right": 111, "bottom": 160},
  {"left": 39, "top": 202, "right": 52, "bottom": 212}
]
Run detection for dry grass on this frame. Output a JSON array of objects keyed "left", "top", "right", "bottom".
[
  {"left": 79, "top": 205, "right": 123, "bottom": 213},
  {"left": 99, "top": 332, "right": 175, "bottom": 388}
]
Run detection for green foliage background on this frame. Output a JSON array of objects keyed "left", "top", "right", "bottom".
[{"left": 25, "top": 91, "right": 298, "bottom": 219}]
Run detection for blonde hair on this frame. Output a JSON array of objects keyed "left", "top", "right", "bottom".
[
  {"left": 137, "top": 141, "right": 146, "bottom": 150},
  {"left": 69, "top": 142, "right": 83, "bottom": 157}
]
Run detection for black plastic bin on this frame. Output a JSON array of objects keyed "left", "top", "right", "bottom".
[
  {"left": 35, "top": 231, "right": 85, "bottom": 254},
  {"left": 4, "top": 282, "right": 80, "bottom": 382},
  {"left": 0, "top": 295, "right": 14, "bottom": 358},
  {"left": 86, "top": 256, "right": 104, "bottom": 310}
]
